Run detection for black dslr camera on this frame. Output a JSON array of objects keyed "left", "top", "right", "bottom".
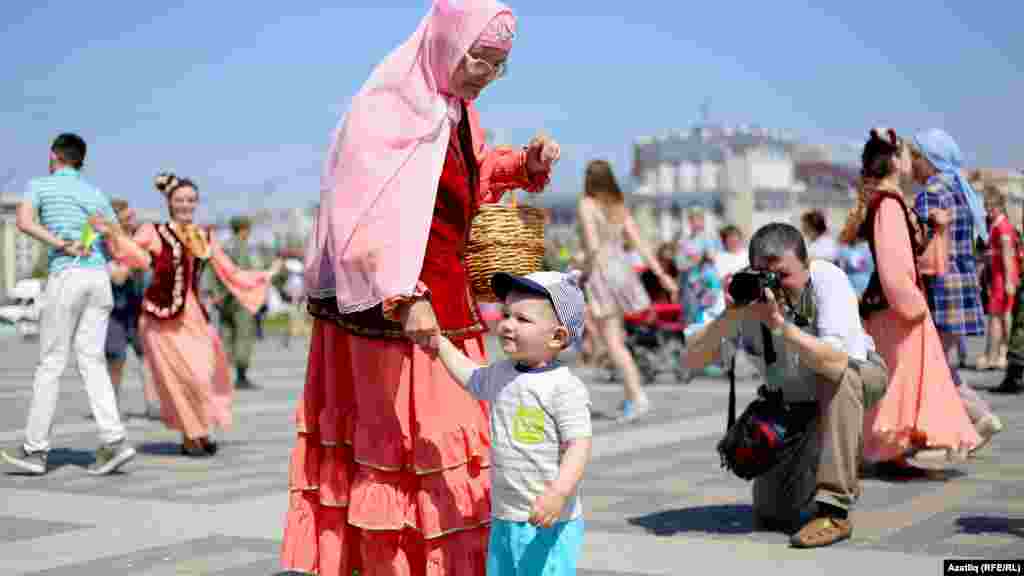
[{"left": 728, "top": 268, "right": 781, "bottom": 306}]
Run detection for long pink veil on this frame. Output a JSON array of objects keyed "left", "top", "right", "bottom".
[{"left": 305, "top": 0, "right": 514, "bottom": 313}]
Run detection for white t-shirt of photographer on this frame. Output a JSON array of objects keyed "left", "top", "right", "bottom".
[{"left": 736, "top": 260, "right": 874, "bottom": 402}]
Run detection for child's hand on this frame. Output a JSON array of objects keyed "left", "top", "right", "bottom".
[{"left": 528, "top": 484, "right": 567, "bottom": 528}]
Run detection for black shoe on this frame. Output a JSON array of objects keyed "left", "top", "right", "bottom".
[
  {"left": 181, "top": 441, "right": 210, "bottom": 458},
  {"left": 235, "top": 379, "right": 260, "bottom": 390},
  {"left": 753, "top": 514, "right": 796, "bottom": 533},
  {"left": 993, "top": 380, "right": 1022, "bottom": 394},
  {"left": 993, "top": 364, "right": 1023, "bottom": 394},
  {"left": 871, "top": 459, "right": 929, "bottom": 479},
  {"left": 200, "top": 437, "right": 219, "bottom": 456}
]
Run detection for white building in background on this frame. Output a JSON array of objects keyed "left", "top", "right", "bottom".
[
  {"left": 0, "top": 193, "right": 44, "bottom": 302},
  {"left": 794, "top": 162, "right": 860, "bottom": 236},
  {"left": 630, "top": 124, "right": 856, "bottom": 241},
  {"left": 971, "top": 169, "right": 1024, "bottom": 229},
  {"left": 214, "top": 205, "right": 317, "bottom": 262}
]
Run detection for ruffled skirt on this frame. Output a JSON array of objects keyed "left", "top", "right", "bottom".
[
  {"left": 280, "top": 319, "right": 492, "bottom": 576},
  {"left": 139, "top": 292, "right": 234, "bottom": 440},
  {"left": 863, "top": 311, "right": 981, "bottom": 464}
]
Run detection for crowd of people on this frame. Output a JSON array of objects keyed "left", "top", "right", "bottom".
[
  {"left": 0, "top": 135, "right": 301, "bottom": 470},
  {"left": 2, "top": 0, "right": 1018, "bottom": 574}
]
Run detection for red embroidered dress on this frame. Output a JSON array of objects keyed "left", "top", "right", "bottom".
[
  {"left": 282, "top": 103, "right": 547, "bottom": 576},
  {"left": 142, "top": 223, "right": 207, "bottom": 321},
  {"left": 120, "top": 223, "right": 272, "bottom": 441}
]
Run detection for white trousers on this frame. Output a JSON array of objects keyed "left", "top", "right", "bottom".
[{"left": 24, "top": 267, "right": 124, "bottom": 452}]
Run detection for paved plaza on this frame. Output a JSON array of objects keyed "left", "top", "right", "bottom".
[{"left": 1, "top": 333, "right": 1021, "bottom": 575}]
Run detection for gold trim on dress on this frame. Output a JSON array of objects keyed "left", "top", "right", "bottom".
[
  {"left": 142, "top": 224, "right": 186, "bottom": 319},
  {"left": 170, "top": 222, "right": 210, "bottom": 260}
]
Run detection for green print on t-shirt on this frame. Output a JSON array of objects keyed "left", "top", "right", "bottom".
[{"left": 512, "top": 406, "right": 545, "bottom": 444}]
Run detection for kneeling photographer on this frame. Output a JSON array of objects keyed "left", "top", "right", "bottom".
[{"left": 684, "top": 223, "right": 887, "bottom": 548}]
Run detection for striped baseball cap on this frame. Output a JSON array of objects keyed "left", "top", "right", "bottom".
[{"left": 491, "top": 270, "right": 586, "bottom": 349}]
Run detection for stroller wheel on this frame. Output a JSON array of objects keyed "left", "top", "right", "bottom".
[
  {"left": 676, "top": 367, "right": 693, "bottom": 384},
  {"left": 635, "top": 351, "right": 658, "bottom": 384},
  {"left": 605, "top": 365, "right": 619, "bottom": 382}
]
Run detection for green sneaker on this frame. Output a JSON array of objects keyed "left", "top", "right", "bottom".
[
  {"left": 1, "top": 447, "right": 47, "bottom": 475},
  {"left": 88, "top": 441, "right": 136, "bottom": 476}
]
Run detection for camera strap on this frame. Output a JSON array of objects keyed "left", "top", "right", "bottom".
[
  {"left": 727, "top": 274, "right": 821, "bottom": 432},
  {"left": 780, "top": 277, "right": 816, "bottom": 329},
  {"left": 727, "top": 354, "right": 736, "bottom": 430},
  {"left": 726, "top": 323, "right": 774, "bottom": 431}
]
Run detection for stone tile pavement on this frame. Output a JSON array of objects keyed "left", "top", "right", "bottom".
[{"left": 0, "top": 334, "right": 1020, "bottom": 575}]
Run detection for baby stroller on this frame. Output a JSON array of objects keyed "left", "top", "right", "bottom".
[
  {"left": 617, "top": 303, "right": 688, "bottom": 382},
  {"left": 603, "top": 267, "right": 688, "bottom": 383}
]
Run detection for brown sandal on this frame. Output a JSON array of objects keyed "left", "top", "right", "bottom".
[{"left": 790, "top": 516, "right": 852, "bottom": 548}]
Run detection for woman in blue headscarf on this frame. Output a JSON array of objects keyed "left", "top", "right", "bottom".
[{"left": 910, "top": 128, "right": 1002, "bottom": 454}]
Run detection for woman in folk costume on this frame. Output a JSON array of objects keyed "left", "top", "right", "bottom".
[
  {"left": 98, "top": 173, "right": 280, "bottom": 456},
  {"left": 280, "top": 2, "right": 559, "bottom": 575},
  {"left": 909, "top": 129, "right": 1003, "bottom": 450},
  {"left": 840, "top": 129, "right": 979, "bottom": 470}
]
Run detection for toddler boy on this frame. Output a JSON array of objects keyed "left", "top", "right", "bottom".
[{"left": 437, "top": 271, "right": 592, "bottom": 575}]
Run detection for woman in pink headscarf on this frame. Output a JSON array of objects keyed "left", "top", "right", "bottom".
[{"left": 280, "top": 2, "right": 560, "bottom": 575}]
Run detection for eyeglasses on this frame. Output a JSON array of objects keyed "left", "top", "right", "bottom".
[{"left": 465, "top": 52, "right": 507, "bottom": 79}]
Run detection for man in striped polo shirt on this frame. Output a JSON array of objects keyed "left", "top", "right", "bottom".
[{"left": 1, "top": 133, "right": 136, "bottom": 476}]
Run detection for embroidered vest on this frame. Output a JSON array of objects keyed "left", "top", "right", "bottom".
[
  {"left": 858, "top": 191, "right": 925, "bottom": 319},
  {"left": 142, "top": 223, "right": 207, "bottom": 321}
]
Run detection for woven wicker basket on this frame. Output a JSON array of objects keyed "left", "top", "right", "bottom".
[{"left": 465, "top": 193, "right": 546, "bottom": 302}]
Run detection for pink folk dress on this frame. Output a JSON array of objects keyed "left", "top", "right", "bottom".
[
  {"left": 121, "top": 223, "right": 272, "bottom": 440},
  {"left": 280, "top": 103, "right": 546, "bottom": 576},
  {"left": 862, "top": 196, "right": 981, "bottom": 463}
]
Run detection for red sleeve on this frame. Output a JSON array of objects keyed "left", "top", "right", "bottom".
[
  {"left": 465, "top": 102, "right": 550, "bottom": 204},
  {"left": 997, "top": 218, "right": 1019, "bottom": 280}
]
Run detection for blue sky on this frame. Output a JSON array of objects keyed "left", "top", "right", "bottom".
[{"left": 3, "top": 1, "right": 1021, "bottom": 219}]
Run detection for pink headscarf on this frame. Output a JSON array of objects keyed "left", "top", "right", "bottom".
[{"left": 305, "top": 0, "right": 516, "bottom": 313}]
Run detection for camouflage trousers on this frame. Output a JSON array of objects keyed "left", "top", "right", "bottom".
[{"left": 1007, "top": 285, "right": 1024, "bottom": 366}]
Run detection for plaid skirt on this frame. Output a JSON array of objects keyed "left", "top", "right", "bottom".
[{"left": 923, "top": 257, "right": 985, "bottom": 336}]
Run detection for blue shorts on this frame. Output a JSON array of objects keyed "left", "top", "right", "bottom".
[
  {"left": 105, "top": 313, "right": 142, "bottom": 361},
  {"left": 487, "top": 518, "right": 584, "bottom": 576}
]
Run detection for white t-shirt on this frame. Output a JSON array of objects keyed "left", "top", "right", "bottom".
[
  {"left": 466, "top": 360, "right": 592, "bottom": 523},
  {"left": 716, "top": 249, "right": 749, "bottom": 280},
  {"left": 735, "top": 260, "right": 874, "bottom": 401},
  {"left": 285, "top": 273, "right": 305, "bottom": 302},
  {"left": 808, "top": 235, "right": 840, "bottom": 263}
]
